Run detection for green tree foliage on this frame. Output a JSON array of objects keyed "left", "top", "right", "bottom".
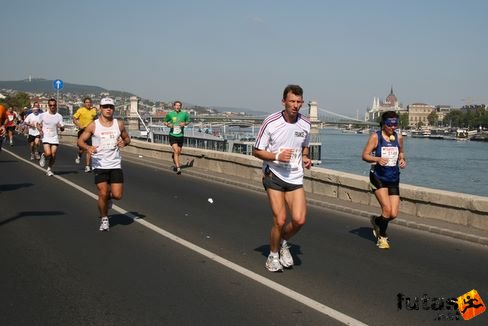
[
  {"left": 443, "top": 106, "right": 488, "bottom": 129},
  {"left": 427, "top": 111, "right": 438, "bottom": 126},
  {"left": 3, "top": 92, "right": 31, "bottom": 112},
  {"left": 399, "top": 113, "right": 409, "bottom": 129}
]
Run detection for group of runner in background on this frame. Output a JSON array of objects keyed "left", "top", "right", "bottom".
[{"left": 0, "top": 97, "right": 131, "bottom": 232}]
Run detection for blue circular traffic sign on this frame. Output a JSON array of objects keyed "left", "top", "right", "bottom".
[{"left": 53, "top": 79, "right": 64, "bottom": 90}]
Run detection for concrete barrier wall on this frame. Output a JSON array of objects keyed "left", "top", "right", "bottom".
[{"left": 63, "top": 135, "right": 488, "bottom": 231}]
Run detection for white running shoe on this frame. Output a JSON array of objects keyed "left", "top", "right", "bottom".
[
  {"left": 279, "top": 243, "right": 294, "bottom": 268},
  {"left": 84, "top": 165, "right": 91, "bottom": 173},
  {"left": 265, "top": 255, "right": 283, "bottom": 272},
  {"left": 176, "top": 167, "right": 182, "bottom": 175},
  {"left": 30, "top": 153, "right": 35, "bottom": 160},
  {"left": 99, "top": 217, "right": 110, "bottom": 231},
  {"left": 39, "top": 154, "right": 46, "bottom": 167},
  {"left": 75, "top": 155, "right": 81, "bottom": 164},
  {"left": 46, "top": 168, "right": 54, "bottom": 177}
]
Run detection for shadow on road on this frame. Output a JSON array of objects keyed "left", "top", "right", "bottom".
[
  {"left": 108, "top": 211, "right": 146, "bottom": 229},
  {"left": 0, "top": 210, "right": 65, "bottom": 227},
  {"left": 0, "top": 183, "right": 34, "bottom": 192},
  {"left": 56, "top": 170, "right": 80, "bottom": 176},
  {"left": 349, "top": 226, "right": 376, "bottom": 243}
]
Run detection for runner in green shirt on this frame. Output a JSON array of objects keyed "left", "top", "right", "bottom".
[{"left": 164, "top": 100, "right": 190, "bottom": 174}]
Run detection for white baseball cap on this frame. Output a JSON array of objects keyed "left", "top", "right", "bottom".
[{"left": 100, "top": 97, "right": 115, "bottom": 106}]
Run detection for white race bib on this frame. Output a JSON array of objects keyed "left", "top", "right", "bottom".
[
  {"left": 381, "top": 147, "right": 399, "bottom": 167},
  {"left": 278, "top": 148, "right": 302, "bottom": 170},
  {"left": 100, "top": 132, "right": 117, "bottom": 150},
  {"left": 173, "top": 125, "right": 181, "bottom": 134}
]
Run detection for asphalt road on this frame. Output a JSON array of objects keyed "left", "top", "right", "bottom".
[{"left": 1, "top": 135, "right": 487, "bottom": 326}]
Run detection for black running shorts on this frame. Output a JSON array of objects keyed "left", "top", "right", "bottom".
[
  {"left": 94, "top": 168, "right": 124, "bottom": 184},
  {"left": 262, "top": 170, "right": 303, "bottom": 192},
  {"left": 169, "top": 135, "right": 184, "bottom": 147},
  {"left": 369, "top": 171, "right": 400, "bottom": 196}
]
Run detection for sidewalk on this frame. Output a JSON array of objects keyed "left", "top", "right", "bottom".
[{"left": 124, "top": 150, "right": 488, "bottom": 246}]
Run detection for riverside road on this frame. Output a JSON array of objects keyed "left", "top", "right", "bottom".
[{"left": 1, "top": 136, "right": 487, "bottom": 326}]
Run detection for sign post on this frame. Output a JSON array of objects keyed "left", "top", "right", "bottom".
[{"left": 53, "top": 79, "right": 64, "bottom": 106}]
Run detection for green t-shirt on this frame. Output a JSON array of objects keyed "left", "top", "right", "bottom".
[{"left": 165, "top": 110, "right": 190, "bottom": 137}]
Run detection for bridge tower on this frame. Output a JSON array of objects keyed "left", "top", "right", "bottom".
[
  {"left": 308, "top": 101, "right": 319, "bottom": 122},
  {"left": 308, "top": 101, "right": 321, "bottom": 130},
  {"left": 128, "top": 96, "right": 140, "bottom": 134}
]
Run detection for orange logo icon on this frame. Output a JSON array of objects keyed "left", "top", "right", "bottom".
[{"left": 457, "top": 289, "right": 485, "bottom": 321}]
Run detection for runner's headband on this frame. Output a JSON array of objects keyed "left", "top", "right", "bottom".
[{"left": 384, "top": 118, "right": 398, "bottom": 127}]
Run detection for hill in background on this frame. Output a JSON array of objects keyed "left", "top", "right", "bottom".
[
  {"left": 0, "top": 78, "right": 134, "bottom": 98},
  {"left": 0, "top": 78, "right": 266, "bottom": 115}
]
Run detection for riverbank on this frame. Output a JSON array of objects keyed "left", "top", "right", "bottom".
[
  {"left": 471, "top": 131, "right": 488, "bottom": 142},
  {"left": 320, "top": 128, "right": 488, "bottom": 197}
]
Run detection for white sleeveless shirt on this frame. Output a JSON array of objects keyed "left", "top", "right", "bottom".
[{"left": 91, "top": 119, "right": 122, "bottom": 169}]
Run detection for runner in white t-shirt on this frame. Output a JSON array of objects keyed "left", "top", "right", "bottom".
[
  {"left": 24, "top": 102, "right": 42, "bottom": 160},
  {"left": 38, "top": 99, "right": 65, "bottom": 176},
  {"left": 253, "top": 84, "right": 312, "bottom": 272}
]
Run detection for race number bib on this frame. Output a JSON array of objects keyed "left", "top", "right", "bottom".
[
  {"left": 173, "top": 125, "right": 181, "bottom": 134},
  {"left": 381, "top": 147, "right": 399, "bottom": 167},
  {"left": 279, "top": 148, "right": 302, "bottom": 170},
  {"left": 100, "top": 132, "right": 117, "bottom": 150}
]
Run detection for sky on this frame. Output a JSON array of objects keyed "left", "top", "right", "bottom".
[{"left": 2, "top": 0, "right": 487, "bottom": 118}]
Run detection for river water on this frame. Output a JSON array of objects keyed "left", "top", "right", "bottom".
[{"left": 319, "top": 128, "right": 488, "bottom": 197}]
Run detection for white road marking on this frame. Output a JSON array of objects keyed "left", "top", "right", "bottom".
[{"left": 6, "top": 149, "right": 367, "bottom": 326}]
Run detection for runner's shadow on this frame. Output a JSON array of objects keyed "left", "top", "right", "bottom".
[
  {"left": 0, "top": 210, "right": 65, "bottom": 227},
  {"left": 0, "top": 183, "right": 34, "bottom": 192},
  {"left": 254, "top": 243, "right": 304, "bottom": 266},
  {"left": 181, "top": 159, "right": 194, "bottom": 169},
  {"left": 56, "top": 170, "right": 79, "bottom": 176},
  {"left": 350, "top": 227, "right": 376, "bottom": 243},
  {"left": 108, "top": 212, "right": 146, "bottom": 228},
  {"left": 254, "top": 244, "right": 270, "bottom": 258}
]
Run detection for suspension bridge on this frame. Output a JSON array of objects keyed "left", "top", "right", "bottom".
[{"left": 182, "top": 103, "right": 377, "bottom": 128}]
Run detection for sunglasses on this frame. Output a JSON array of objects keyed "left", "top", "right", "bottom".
[
  {"left": 385, "top": 122, "right": 398, "bottom": 127},
  {"left": 101, "top": 105, "right": 114, "bottom": 109}
]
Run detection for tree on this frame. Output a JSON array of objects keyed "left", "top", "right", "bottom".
[
  {"left": 4, "top": 92, "right": 31, "bottom": 112},
  {"left": 442, "top": 108, "right": 488, "bottom": 129},
  {"left": 443, "top": 110, "right": 462, "bottom": 127},
  {"left": 427, "top": 111, "right": 438, "bottom": 126},
  {"left": 399, "top": 113, "right": 409, "bottom": 129}
]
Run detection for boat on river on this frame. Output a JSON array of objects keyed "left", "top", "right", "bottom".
[
  {"left": 410, "top": 128, "right": 478, "bottom": 141},
  {"left": 410, "top": 129, "right": 431, "bottom": 138}
]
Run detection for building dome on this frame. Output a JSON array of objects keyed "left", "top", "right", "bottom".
[{"left": 385, "top": 87, "right": 397, "bottom": 105}]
